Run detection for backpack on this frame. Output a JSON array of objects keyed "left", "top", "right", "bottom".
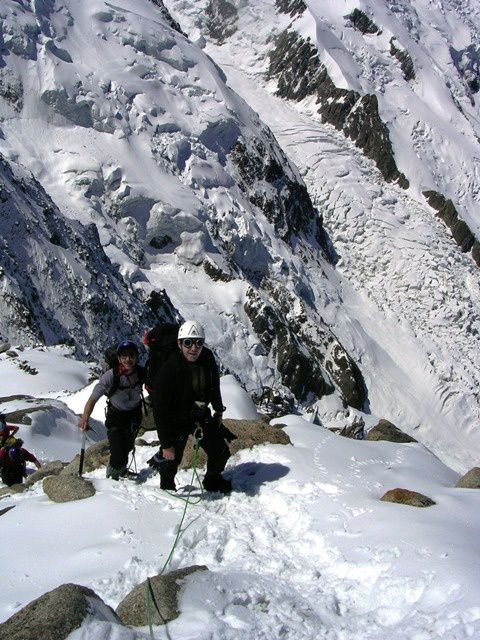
[
  {"left": 143, "top": 322, "right": 180, "bottom": 390},
  {"left": 0, "top": 444, "right": 21, "bottom": 470}
]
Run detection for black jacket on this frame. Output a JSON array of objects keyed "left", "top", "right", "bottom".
[{"left": 151, "top": 347, "right": 224, "bottom": 448}]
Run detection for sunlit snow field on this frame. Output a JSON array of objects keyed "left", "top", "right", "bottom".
[{"left": 1, "top": 347, "right": 479, "bottom": 639}]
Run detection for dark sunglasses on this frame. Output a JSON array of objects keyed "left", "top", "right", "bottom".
[{"left": 182, "top": 338, "right": 204, "bottom": 348}]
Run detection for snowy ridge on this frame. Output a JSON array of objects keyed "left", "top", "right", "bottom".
[{"left": 0, "top": 355, "right": 479, "bottom": 638}]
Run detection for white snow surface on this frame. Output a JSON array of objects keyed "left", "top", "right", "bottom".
[
  {"left": 161, "top": 0, "right": 480, "bottom": 471},
  {"left": 0, "top": 3, "right": 479, "bottom": 634},
  {"left": 0, "top": 349, "right": 479, "bottom": 639}
]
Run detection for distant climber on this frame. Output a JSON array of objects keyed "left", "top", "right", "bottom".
[
  {"left": 0, "top": 438, "right": 41, "bottom": 486},
  {"left": 148, "top": 320, "right": 232, "bottom": 494},
  {"left": 78, "top": 341, "right": 144, "bottom": 480},
  {"left": 0, "top": 413, "right": 19, "bottom": 447}
]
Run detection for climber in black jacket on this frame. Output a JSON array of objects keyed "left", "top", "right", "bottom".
[{"left": 149, "top": 320, "right": 232, "bottom": 494}]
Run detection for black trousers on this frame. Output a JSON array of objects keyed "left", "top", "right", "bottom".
[
  {"left": 105, "top": 404, "right": 142, "bottom": 470},
  {"left": 1, "top": 466, "right": 23, "bottom": 487},
  {"left": 158, "top": 420, "right": 230, "bottom": 485}
]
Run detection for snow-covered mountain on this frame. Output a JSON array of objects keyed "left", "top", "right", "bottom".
[
  {"left": 1, "top": 0, "right": 480, "bottom": 470},
  {"left": 0, "top": 0, "right": 364, "bottom": 410}
]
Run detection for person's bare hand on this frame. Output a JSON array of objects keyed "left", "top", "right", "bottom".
[{"left": 162, "top": 447, "right": 175, "bottom": 460}]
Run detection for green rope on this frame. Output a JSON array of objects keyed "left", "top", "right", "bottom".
[{"left": 145, "top": 428, "right": 204, "bottom": 638}]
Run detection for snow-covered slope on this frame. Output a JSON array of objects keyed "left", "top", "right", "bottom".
[
  {"left": 1, "top": 0, "right": 480, "bottom": 470},
  {"left": 0, "top": 152, "right": 177, "bottom": 356},
  {"left": 0, "top": 0, "right": 366, "bottom": 411},
  {"left": 160, "top": 0, "right": 480, "bottom": 469},
  {"left": 0, "top": 355, "right": 479, "bottom": 638}
]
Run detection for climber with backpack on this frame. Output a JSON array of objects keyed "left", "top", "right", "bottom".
[
  {"left": 0, "top": 438, "right": 41, "bottom": 487},
  {"left": 148, "top": 320, "right": 232, "bottom": 494},
  {"left": 0, "top": 413, "right": 19, "bottom": 448},
  {"left": 78, "top": 340, "right": 145, "bottom": 481}
]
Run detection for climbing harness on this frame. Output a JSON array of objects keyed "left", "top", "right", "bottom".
[{"left": 145, "top": 427, "right": 204, "bottom": 639}]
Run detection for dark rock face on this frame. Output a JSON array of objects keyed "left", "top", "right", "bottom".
[
  {"left": 0, "top": 583, "right": 122, "bottom": 640},
  {"left": 229, "top": 135, "right": 322, "bottom": 246},
  {"left": 116, "top": 566, "right": 208, "bottom": 626},
  {"left": 472, "top": 240, "right": 480, "bottom": 267},
  {"left": 43, "top": 475, "right": 96, "bottom": 502},
  {"left": 455, "top": 467, "right": 480, "bottom": 488},
  {"left": 344, "top": 94, "right": 409, "bottom": 188},
  {"left": 244, "top": 287, "right": 368, "bottom": 408},
  {"left": 367, "top": 419, "right": 417, "bottom": 443},
  {"left": 146, "top": 0, "right": 185, "bottom": 35},
  {"left": 381, "top": 488, "right": 436, "bottom": 508},
  {"left": 324, "top": 345, "right": 366, "bottom": 410},
  {"left": 203, "top": 257, "right": 234, "bottom": 282},
  {"left": 390, "top": 38, "right": 415, "bottom": 81},
  {"left": 423, "top": 190, "right": 477, "bottom": 254},
  {"left": 348, "top": 8, "right": 380, "bottom": 35},
  {"left": 276, "top": 0, "right": 307, "bottom": 18},
  {"left": 268, "top": 31, "right": 409, "bottom": 188},
  {"left": 244, "top": 288, "right": 334, "bottom": 402},
  {"left": 205, "top": 0, "right": 238, "bottom": 43}
]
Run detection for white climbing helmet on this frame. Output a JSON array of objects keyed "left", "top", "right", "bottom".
[{"left": 178, "top": 320, "right": 205, "bottom": 341}]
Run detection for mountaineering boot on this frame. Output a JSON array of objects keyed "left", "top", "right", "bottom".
[
  {"left": 119, "top": 467, "right": 137, "bottom": 480},
  {"left": 147, "top": 452, "right": 167, "bottom": 472},
  {"left": 160, "top": 477, "right": 176, "bottom": 491},
  {"left": 106, "top": 464, "right": 123, "bottom": 481},
  {"left": 202, "top": 474, "right": 232, "bottom": 494}
]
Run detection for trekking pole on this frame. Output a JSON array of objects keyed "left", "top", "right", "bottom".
[{"left": 78, "top": 430, "right": 87, "bottom": 477}]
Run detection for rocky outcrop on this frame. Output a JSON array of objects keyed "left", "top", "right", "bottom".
[
  {"left": 348, "top": 9, "right": 380, "bottom": 35},
  {"left": 24, "top": 461, "right": 64, "bottom": 487},
  {"left": 244, "top": 286, "right": 367, "bottom": 409},
  {"left": 229, "top": 134, "right": 323, "bottom": 246},
  {"left": 0, "top": 482, "right": 25, "bottom": 497},
  {"left": 244, "top": 288, "right": 334, "bottom": 403},
  {"left": 276, "top": 0, "right": 307, "bottom": 18},
  {"left": 390, "top": 38, "right": 415, "bottom": 81},
  {"left": 455, "top": 467, "right": 480, "bottom": 488},
  {"left": 43, "top": 475, "right": 95, "bottom": 502},
  {"left": 0, "top": 583, "right": 122, "bottom": 640},
  {"left": 116, "top": 566, "right": 208, "bottom": 626},
  {"left": 268, "top": 30, "right": 409, "bottom": 188},
  {"left": 205, "top": 0, "right": 238, "bottom": 43},
  {"left": 381, "top": 488, "right": 436, "bottom": 508},
  {"left": 180, "top": 418, "right": 291, "bottom": 468},
  {"left": 61, "top": 440, "right": 110, "bottom": 475},
  {"left": 366, "top": 419, "right": 417, "bottom": 443},
  {"left": 423, "top": 190, "right": 477, "bottom": 260}
]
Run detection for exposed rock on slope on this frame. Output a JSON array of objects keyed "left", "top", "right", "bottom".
[
  {"left": 0, "top": 0, "right": 365, "bottom": 409},
  {"left": 267, "top": 30, "right": 409, "bottom": 189},
  {"left": 0, "top": 154, "right": 176, "bottom": 357}
]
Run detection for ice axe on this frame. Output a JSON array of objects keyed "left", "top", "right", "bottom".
[{"left": 78, "top": 430, "right": 87, "bottom": 477}]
